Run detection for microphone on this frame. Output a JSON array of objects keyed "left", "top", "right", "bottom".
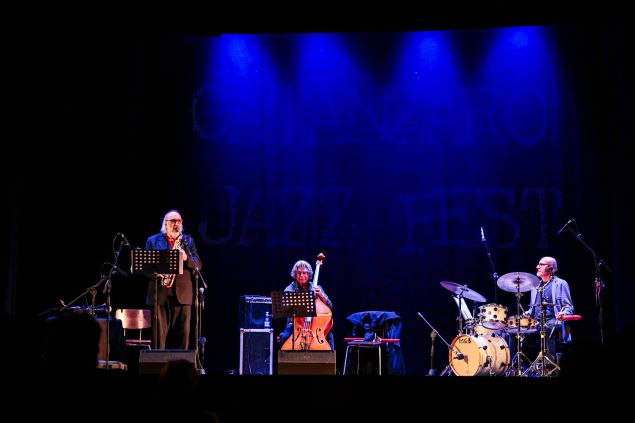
[
  {"left": 120, "top": 233, "right": 131, "bottom": 247},
  {"left": 454, "top": 352, "right": 465, "bottom": 360},
  {"left": 557, "top": 219, "right": 574, "bottom": 236},
  {"left": 199, "top": 287, "right": 205, "bottom": 309},
  {"left": 480, "top": 226, "right": 486, "bottom": 242}
]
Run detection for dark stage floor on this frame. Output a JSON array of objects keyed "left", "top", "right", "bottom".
[{"left": 14, "top": 369, "right": 622, "bottom": 422}]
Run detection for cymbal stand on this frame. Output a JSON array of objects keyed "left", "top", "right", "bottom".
[
  {"left": 456, "top": 293, "right": 465, "bottom": 335},
  {"left": 506, "top": 286, "right": 531, "bottom": 376},
  {"left": 525, "top": 286, "right": 560, "bottom": 377}
]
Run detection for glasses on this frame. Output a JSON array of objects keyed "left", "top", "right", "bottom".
[
  {"left": 296, "top": 271, "right": 309, "bottom": 275},
  {"left": 537, "top": 263, "right": 550, "bottom": 267},
  {"left": 167, "top": 219, "right": 182, "bottom": 224}
]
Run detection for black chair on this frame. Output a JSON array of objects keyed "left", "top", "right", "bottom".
[{"left": 343, "top": 311, "right": 406, "bottom": 375}]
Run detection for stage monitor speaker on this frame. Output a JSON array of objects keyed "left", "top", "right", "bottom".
[
  {"left": 239, "top": 295, "right": 272, "bottom": 329},
  {"left": 138, "top": 349, "right": 196, "bottom": 374},
  {"left": 240, "top": 329, "right": 273, "bottom": 375},
  {"left": 277, "top": 350, "right": 336, "bottom": 375}
]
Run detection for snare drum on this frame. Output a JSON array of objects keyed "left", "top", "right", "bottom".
[
  {"left": 506, "top": 315, "right": 538, "bottom": 334},
  {"left": 478, "top": 303, "right": 508, "bottom": 330}
]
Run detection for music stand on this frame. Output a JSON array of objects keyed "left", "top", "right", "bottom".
[
  {"left": 271, "top": 291, "right": 316, "bottom": 351},
  {"left": 131, "top": 249, "right": 182, "bottom": 348}
]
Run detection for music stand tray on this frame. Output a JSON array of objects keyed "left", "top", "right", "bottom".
[
  {"left": 131, "top": 249, "right": 183, "bottom": 275},
  {"left": 270, "top": 291, "right": 316, "bottom": 319}
]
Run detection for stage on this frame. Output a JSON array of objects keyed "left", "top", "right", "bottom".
[{"left": 14, "top": 368, "right": 622, "bottom": 421}]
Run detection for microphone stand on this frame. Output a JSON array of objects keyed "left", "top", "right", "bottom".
[
  {"left": 193, "top": 268, "right": 208, "bottom": 374},
  {"left": 562, "top": 221, "right": 612, "bottom": 345},
  {"left": 100, "top": 240, "right": 125, "bottom": 370},
  {"left": 184, "top": 235, "right": 207, "bottom": 374},
  {"left": 50, "top": 260, "right": 117, "bottom": 369},
  {"left": 481, "top": 230, "right": 500, "bottom": 303},
  {"left": 99, "top": 233, "right": 130, "bottom": 369},
  {"left": 55, "top": 276, "right": 105, "bottom": 316},
  {"left": 102, "top": 267, "right": 114, "bottom": 369},
  {"left": 417, "top": 312, "right": 461, "bottom": 376}
]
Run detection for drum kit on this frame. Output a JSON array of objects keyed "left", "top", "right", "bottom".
[
  {"left": 440, "top": 280, "right": 510, "bottom": 377},
  {"left": 440, "top": 271, "right": 572, "bottom": 377}
]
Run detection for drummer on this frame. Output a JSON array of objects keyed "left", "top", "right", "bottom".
[{"left": 512, "top": 256, "right": 574, "bottom": 372}]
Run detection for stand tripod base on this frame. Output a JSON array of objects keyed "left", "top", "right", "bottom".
[
  {"left": 439, "top": 364, "right": 454, "bottom": 376},
  {"left": 524, "top": 352, "right": 560, "bottom": 377},
  {"left": 505, "top": 351, "right": 532, "bottom": 377}
]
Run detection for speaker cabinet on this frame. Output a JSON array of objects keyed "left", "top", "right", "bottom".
[
  {"left": 239, "top": 329, "right": 273, "bottom": 374},
  {"left": 277, "top": 350, "right": 336, "bottom": 375},
  {"left": 239, "top": 295, "right": 272, "bottom": 329},
  {"left": 138, "top": 349, "right": 196, "bottom": 374}
]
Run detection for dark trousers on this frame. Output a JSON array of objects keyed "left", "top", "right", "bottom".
[{"left": 157, "top": 296, "right": 192, "bottom": 349}]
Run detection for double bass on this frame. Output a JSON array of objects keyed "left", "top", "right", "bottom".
[{"left": 281, "top": 253, "right": 333, "bottom": 351}]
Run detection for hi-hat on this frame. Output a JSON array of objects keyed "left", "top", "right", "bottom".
[
  {"left": 497, "top": 272, "right": 540, "bottom": 292},
  {"left": 440, "top": 281, "right": 487, "bottom": 302}
]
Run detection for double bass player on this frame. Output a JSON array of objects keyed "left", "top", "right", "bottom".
[{"left": 278, "top": 256, "right": 334, "bottom": 350}]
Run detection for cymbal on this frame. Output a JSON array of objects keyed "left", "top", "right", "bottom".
[
  {"left": 439, "top": 281, "right": 487, "bottom": 302},
  {"left": 497, "top": 272, "right": 540, "bottom": 293}
]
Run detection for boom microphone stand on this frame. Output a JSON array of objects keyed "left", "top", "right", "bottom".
[
  {"left": 559, "top": 218, "right": 611, "bottom": 344},
  {"left": 417, "top": 312, "right": 462, "bottom": 376},
  {"left": 101, "top": 233, "right": 128, "bottom": 369},
  {"left": 481, "top": 226, "right": 500, "bottom": 303}
]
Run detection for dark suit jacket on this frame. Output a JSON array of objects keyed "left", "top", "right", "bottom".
[{"left": 145, "top": 233, "right": 202, "bottom": 306}]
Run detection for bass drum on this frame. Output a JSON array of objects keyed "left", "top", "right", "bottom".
[{"left": 449, "top": 333, "right": 509, "bottom": 376}]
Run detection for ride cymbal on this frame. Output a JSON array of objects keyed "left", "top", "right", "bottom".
[
  {"left": 497, "top": 272, "right": 540, "bottom": 292},
  {"left": 439, "top": 281, "right": 487, "bottom": 302}
]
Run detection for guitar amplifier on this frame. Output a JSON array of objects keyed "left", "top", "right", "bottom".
[{"left": 239, "top": 295, "right": 272, "bottom": 329}]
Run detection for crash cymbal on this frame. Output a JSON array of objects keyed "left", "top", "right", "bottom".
[
  {"left": 439, "top": 281, "right": 487, "bottom": 302},
  {"left": 497, "top": 272, "right": 540, "bottom": 293}
]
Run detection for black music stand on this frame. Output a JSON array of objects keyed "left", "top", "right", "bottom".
[
  {"left": 131, "top": 248, "right": 182, "bottom": 348},
  {"left": 271, "top": 291, "right": 316, "bottom": 351}
]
